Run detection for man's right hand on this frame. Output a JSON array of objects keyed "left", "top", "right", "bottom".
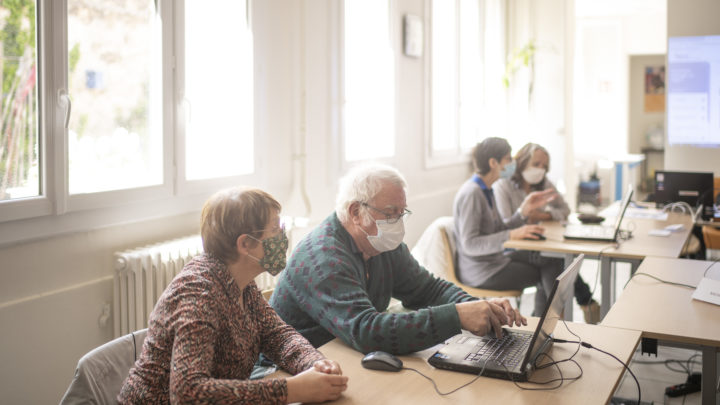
[
  {"left": 509, "top": 224, "right": 545, "bottom": 240},
  {"left": 455, "top": 300, "right": 516, "bottom": 338}
]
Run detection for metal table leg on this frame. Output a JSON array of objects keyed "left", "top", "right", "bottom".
[
  {"left": 600, "top": 256, "right": 612, "bottom": 319},
  {"left": 701, "top": 346, "right": 719, "bottom": 405}
]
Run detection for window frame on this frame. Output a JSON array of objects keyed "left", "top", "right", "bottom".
[
  {"left": 0, "top": 0, "right": 261, "bottom": 246},
  {"left": 424, "top": 0, "right": 508, "bottom": 169},
  {"left": 333, "top": 0, "right": 398, "bottom": 171}
]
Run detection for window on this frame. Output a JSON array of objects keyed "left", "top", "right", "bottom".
[
  {"left": 182, "top": 0, "right": 254, "bottom": 181},
  {"left": 67, "top": 0, "right": 162, "bottom": 194},
  {"left": 428, "top": 0, "right": 507, "bottom": 165},
  {"left": 0, "top": 0, "right": 38, "bottom": 201},
  {"left": 0, "top": 0, "right": 255, "bottom": 244},
  {"left": 342, "top": 0, "right": 395, "bottom": 162}
]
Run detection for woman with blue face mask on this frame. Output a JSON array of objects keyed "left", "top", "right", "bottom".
[
  {"left": 119, "top": 186, "right": 348, "bottom": 404},
  {"left": 493, "top": 143, "right": 600, "bottom": 324},
  {"left": 452, "top": 137, "right": 561, "bottom": 317}
]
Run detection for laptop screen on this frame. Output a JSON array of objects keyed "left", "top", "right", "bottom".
[{"left": 521, "top": 254, "right": 584, "bottom": 367}]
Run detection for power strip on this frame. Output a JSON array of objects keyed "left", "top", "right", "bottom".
[{"left": 665, "top": 373, "right": 701, "bottom": 398}]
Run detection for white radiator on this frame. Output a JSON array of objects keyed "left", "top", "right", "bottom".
[{"left": 113, "top": 235, "right": 281, "bottom": 337}]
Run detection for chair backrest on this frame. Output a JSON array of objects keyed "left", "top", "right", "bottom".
[
  {"left": 412, "top": 216, "right": 523, "bottom": 299},
  {"left": 411, "top": 216, "right": 456, "bottom": 281},
  {"left": 703, "top": 225, "right": 720, "bottom": 250},
  {"left": 59, "top": 328, "right": 148, "bottom": 405},
  {"left": 261, "top": 288, "right": 274, "bottom": 301}
]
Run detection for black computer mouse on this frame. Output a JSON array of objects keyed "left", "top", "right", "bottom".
[
  {"left": 524, "top": 232, "right": 546, "bottom": 241},
  {"left": 361, "top": 351, "right": 403, "bottom": 372}
]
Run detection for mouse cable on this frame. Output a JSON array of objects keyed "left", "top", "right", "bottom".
[
  {"left": 402, "top": 361, "right": 489, "bottom": 396},
  {"left": 586, "top": 244, "right": 620, "bottom": 306},
  {"left": 703, "top": 257, "right": 720, "bottom": 278},
  {"left": 552, "top": 337, "right": 641, "bottom": 405},
  {"left": 618, "top": 220, "right": 636, "bottom": 241},
  {"left": 623, "top": 272, "right": 697, "bottom": 290}
]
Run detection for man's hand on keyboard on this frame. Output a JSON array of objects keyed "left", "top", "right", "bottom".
[
  {"left": 488, "top": 298, "right": 527, "bottom": 328},
  {"left": 456, "top": 299, "right": 526, "bottom": 339}
]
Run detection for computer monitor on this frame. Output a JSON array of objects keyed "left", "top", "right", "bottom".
[{"left": 654, "top": 170, "right": 714, "bottom": 220}]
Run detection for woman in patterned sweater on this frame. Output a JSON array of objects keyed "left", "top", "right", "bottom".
[{"left": 118, "top": 187, "right": 348, "bottom": 404}]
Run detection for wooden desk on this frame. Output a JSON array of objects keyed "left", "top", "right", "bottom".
[
  {"left": 602, "top": 256, "right": 720, "bottom": 405},
  {"left": 311, "top": 318, "right": 640, "bottom": 404},
  {"left": 505, "top": 211, "right": 694, "bottom": 317}
]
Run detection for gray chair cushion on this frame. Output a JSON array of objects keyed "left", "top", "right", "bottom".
[{"left": 59, "top": 329, "right": 147, "bottom": 405}]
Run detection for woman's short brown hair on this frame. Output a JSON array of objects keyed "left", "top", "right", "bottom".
[
  {"left": 471, "top": 137, "right": 512, "bottom": 175},
  {"left": 201, "top": 186, "right": 281, "bottom": 264}
]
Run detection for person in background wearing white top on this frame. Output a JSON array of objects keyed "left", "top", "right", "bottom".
[{"left": 493, "top": 142, "right": 600, "bottom": 324}]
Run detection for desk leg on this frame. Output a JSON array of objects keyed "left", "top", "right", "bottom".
[
  {"left": 600, "top": 256, "right": 612, "bottom": 319},
  {"left": 563, "top": 254, "right": 575, "bottom": 321},
  {"left": 701, "top": 346, "right": 719, "bottom": 405}
]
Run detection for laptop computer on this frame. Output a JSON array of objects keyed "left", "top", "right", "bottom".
[
  {"left": 427, "top": 254, "right": 584, "bottom": 382},
  {"left": 563, "top": 187, "right": 634, "bottom": 242}
]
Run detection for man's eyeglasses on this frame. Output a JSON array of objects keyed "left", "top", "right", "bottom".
[{"left": 361, "top": 202, "right": 412, "bottom": 224}]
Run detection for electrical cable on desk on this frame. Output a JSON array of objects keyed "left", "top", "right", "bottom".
[
  {"left": 662, "top": 201, "right": 696, "bottom": 216},
  {"left": 618, "top": 220, "right": 636, "bottom": 241},
  {"left": 553, "top": 328, "right": 642, "bottom": 405},
  {"left": 587, "top": 244, "right": 620, "bottom": 306},
  {"left": 500, "top": 319, "right": 583, "bottom": 391},
  {"left": 623, "top": 272, "right": 697, "bottom": 289},
  {"left": 703, "top": 257, "right": 720, "bottom": 278},
  {"left": 633, "top": 353, "right": 701, "bottom": 375},
  {"left": 403, "top": 360, "right": 488, "bottom": 396},
  {"left": 410, "top": 319, "right": 585, "bottom": 395}
]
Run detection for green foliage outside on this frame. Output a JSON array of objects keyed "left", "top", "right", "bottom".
[
  {"left": 0, "top": 0, "right": 36, "bottom": 95},
  {"left": 1, "top": 0, "right": 38, "bottom": 199},
  {"left": 503, "top": 40, "right": 536, "bottom": 89}
]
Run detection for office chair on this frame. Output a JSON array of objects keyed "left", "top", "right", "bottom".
[
  {"left": 59, "top": 328, "right": 147, "bottom": 405},
  {"left": 702, "top": 225, "right": 720, "bottom": 260},
  {"left": 261, "top": 288, "right": 274, "bottom": 301},
  {"left": 412, "top": 216, "right": 523, "bottom": 305}
]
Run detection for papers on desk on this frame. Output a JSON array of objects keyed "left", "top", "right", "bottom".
[
  {"left": 691, "top": 277, "right": 720, "bottom": 306},
  {"left": 649, "top": 224, "right": 686, "bottom": 237},
  {"left": 626, "top": 208, "right": 668, "bottom": 220},
  {"left": 602, "top": 206, "right": 669, "bottom": 220}
]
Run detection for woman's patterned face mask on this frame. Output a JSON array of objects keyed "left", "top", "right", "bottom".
[{"left": 248, "top": 229, "right": 288, "bottom": 276}]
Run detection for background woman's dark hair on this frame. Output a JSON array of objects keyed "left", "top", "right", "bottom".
[
  {"left": 472, "top": 137, "right": 512, "bottom": 175},
  {"left": 511, "top": 142, "right": 550, "bottom": 191},
  {"left": 201, "top": 187, "right": 281, "bottom": 264}
]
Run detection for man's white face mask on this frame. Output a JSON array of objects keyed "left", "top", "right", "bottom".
[{"left": 362, "top": 218, "right": 405, "bottom": 252}]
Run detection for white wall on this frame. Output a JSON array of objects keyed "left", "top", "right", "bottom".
[
  {"left": 664, "top": 0, "right": 720, "bottom": 173},
  {"left": 571, "top": 2, "right": 666, "bottom": 203},
  {"left": 506, "top": 0, "right": 569, "bottom": 191},
  {"left": 0, "top": 1, "right": 470, "bottom": 403}
]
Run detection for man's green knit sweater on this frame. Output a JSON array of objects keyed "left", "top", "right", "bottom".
[{"left": 270, "top": 213, "right": 476, "bottom": 355}]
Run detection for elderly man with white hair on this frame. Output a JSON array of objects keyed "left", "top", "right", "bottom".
[{"left": 270, "top": 163, "right": 525, "bottom": 355}]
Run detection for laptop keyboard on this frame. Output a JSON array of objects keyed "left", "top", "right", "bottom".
[{"left": 464, "top": 332, "right": 532, "bottom": 367}]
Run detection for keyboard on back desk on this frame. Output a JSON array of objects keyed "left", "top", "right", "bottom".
[{"left": 464, "top": 332, "right": 531, "bottom": 367}]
